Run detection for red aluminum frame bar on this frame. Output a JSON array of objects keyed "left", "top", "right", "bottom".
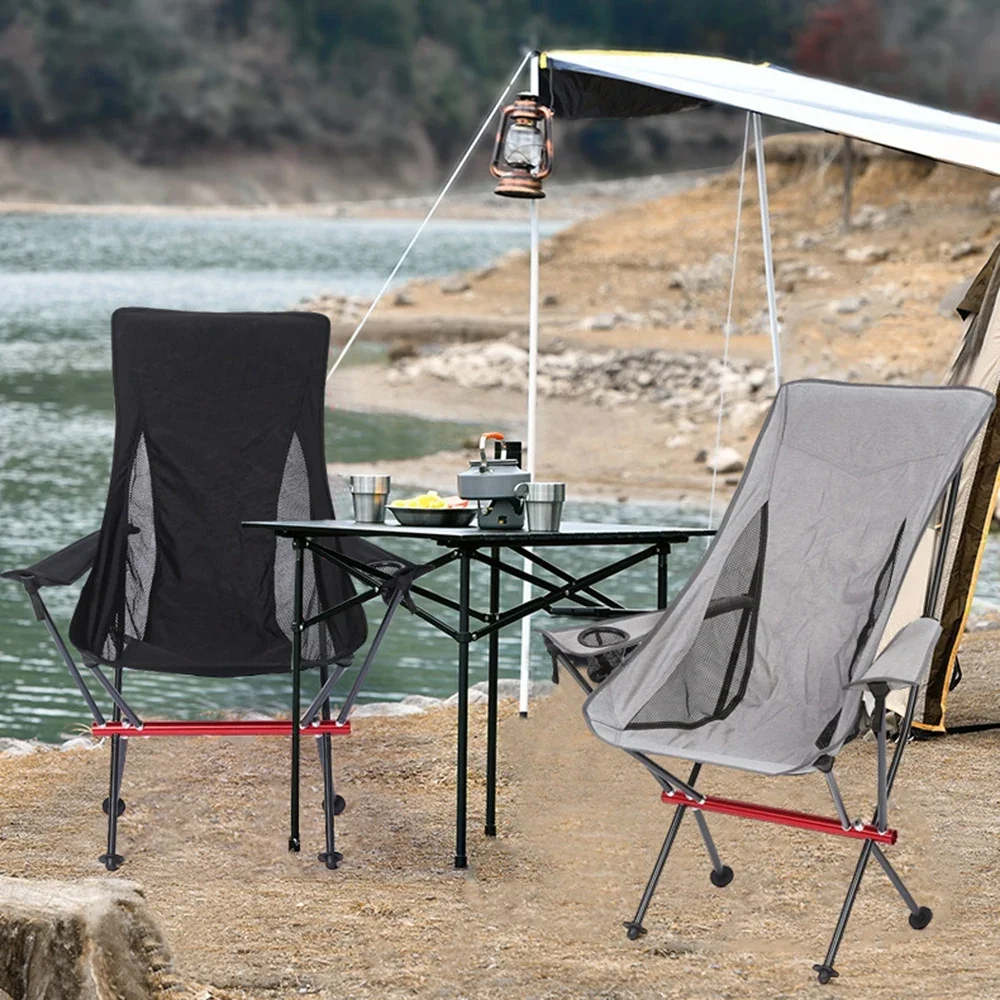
[
  {"left": 662, "top": 789, "right": 897, "bottom": 845},
  {"left": 92, "top": 719, "right": 351, "bottom": 738}
]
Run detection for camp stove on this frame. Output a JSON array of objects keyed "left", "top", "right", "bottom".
[{"left": 457, "top": 432, "right": 531, "bottom": 529}]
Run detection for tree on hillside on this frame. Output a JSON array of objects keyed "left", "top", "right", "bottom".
[{"left": 793, "top": 0, "right": 905, "bottom": 230}]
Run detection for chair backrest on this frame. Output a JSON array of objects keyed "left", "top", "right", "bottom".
[
  {"left": 585, "top": 380, "right": 993, "bottom": 772},
  {"left": 70, "top": 308, "right": 367, "bottom": 677}
]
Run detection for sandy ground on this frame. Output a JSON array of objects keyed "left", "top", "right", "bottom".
[
  {"left": 328, "top": 365, "right": 725, "bottom": 505},
  {"left": 1, "top": 628, "right": 998, "bottom": 999},
  {"left": 317, "top": 136, "right": 1000, "bottom": 375}
]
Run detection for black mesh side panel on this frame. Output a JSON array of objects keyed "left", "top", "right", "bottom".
[
  {"left": 847, "top": 520, "right": 906, "bottom": 680},
  {"left": 627, "top": 503, "right": 768, "bottom": 730}
]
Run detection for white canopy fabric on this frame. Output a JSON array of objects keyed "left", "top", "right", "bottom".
[{"left": 541, "top": 51, "right": 1000, "bottom": 176}]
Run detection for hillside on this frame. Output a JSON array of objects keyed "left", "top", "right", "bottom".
[{"left": 1, "top": 1, "right": 999, "bottom": 202}]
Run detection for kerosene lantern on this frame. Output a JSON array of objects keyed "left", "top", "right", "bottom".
[{"left": 490, "top": 93, "right": 553, "bottom": 198}]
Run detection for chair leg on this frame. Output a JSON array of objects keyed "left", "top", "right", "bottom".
[
  {"left": 317, "top": 734, "right": 343, "bottom": 869},
  {"left": 624, "top": 801, "right": 687, "bottom": 940},
  {"left": 693, "top": 810, "right": 734, "bottom": 888},
  {"left": 623, "top": 760, "right": 704, "bottom": 940},
  {"left": 814, "top": 839, "right": 873, "bottom": 984},
  {"left": 871, "top": 844, "right": 933, "bottom": 929},
  {"left": 316, "top": 664, "right": 345, "bottom": 870},
  {"left": 98, "top": 734, "right": 127, "bottom": 871}
]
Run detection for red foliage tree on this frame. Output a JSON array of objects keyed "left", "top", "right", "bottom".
[{"left": 792, "top": 0, "right": 904, "bottom": 87}]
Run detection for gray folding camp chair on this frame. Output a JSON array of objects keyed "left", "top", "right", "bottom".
[{"left": 543, "top": 379, "right": 993, "bottom": 983}]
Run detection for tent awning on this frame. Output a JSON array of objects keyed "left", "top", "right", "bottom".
[{"left": 540, "top": 51, "right": 1000, "bottom": 176}]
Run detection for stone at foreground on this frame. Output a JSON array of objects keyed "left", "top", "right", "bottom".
[{"left": 0, "top": 877, "right": 172, "bottom": 1000}]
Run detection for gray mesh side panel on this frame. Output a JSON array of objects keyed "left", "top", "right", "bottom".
[
  {"left": 847, "top": 521, "right": 905, "bottom": 680},
  {"left": 123, "top": 433, "right": 156, "bottom": 642},
  {"left": 275, "top": 433, "right": 331, "bottom": 660},
  {"left": 627, "top": 503, "right": 766, "bottom": 730},
  {"left": 102, "top": 433, "right": 156, "bottom": 660}
]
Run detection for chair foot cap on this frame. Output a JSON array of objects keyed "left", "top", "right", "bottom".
[
  {"left": 623, "top": 921, "right": 647, "bottom": 941},
  {"left": 710, "top": 865, "right": 734, "bottom": 888},
  {"left": 288, "top": 837, "right": 301, "bottom": 852},
  {"left": 909, "top": 906, "right": 933, "bottom": 930},
  {"left": 318, "top": 851, "right": 343, "bottom": 869},
  {"left": 102, "top": 797, "right": 126, "bottom": 817},
  {"left": 323, "top": 795, "right": 347, "bottom": 816},
  {"left": 813, "top": 964, "right": 838, "bottom": 984},
  {"left": 98, "top": 853, "right": 124, "bottom": 871}
]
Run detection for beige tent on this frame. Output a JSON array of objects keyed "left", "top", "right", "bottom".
[{"left": 887, "top": 243, "right": 1000, "bottom": 730}]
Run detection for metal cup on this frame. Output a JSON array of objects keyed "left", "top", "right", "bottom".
[
  {"left": 349, "top": 474, "right": 391, "bottom": 523},
  {"left": 514, "top": 481, "right": 566, "bottom": 531}
]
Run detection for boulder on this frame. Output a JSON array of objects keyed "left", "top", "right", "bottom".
[
  {"left": 350, "top": 701, "right": 426, "bottom": 718},
  {"left": 705, "top": 446, "right": 745, "bottom": 474},
  {"left": 59, "top": 736, "right": 100, "bottom": 752},
  {"left": 0, "top": 739, "right": 50, "bottom": 758},
  {"left": 440, "top": 276, "right": 470, "bottom": 295},
  {"left": 833, "top": 296, "right": 866, "bottom": 315},
  {"left": 400, "top": 695, "right": 445, "bottom": 710},
  {"left": 584, "top": 314, "right": 617, "bottom": 331},
  {"left": 444, "top": 688, "right": 489, "bottom": 708},
  {"left": 0, "top": 877, "right": 172, "bottom": 1000},
  {"left": 468, "top": 679, "right": 555, "bottom": 701},
  {"left": 845, "top": 245, "right": 890, "bottom": 264},
  {"left": 949, "top": 240, "right": 984, "bottom": 262}
]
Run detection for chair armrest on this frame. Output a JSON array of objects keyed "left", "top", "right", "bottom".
[
  {"left": 1, "top": 531, "right": 100, "bottom": 588},
  {"left": 846, "top": 617, "right": 942, "bottom": 691}
]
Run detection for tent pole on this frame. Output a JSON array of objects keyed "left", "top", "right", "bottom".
[
  {"left": 518, "top": 52, "right": 541, "bottom": 718},
  {"left": 325, "top": 50, "right": 532, "bottom": 382},
  {"left": 752, "top": 113, "right": 782, "bottom": 389}
]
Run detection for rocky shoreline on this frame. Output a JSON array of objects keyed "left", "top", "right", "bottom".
[{"left": 387, "top": 336, "right": 774, "bottom": 424}]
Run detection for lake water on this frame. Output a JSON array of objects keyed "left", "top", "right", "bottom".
[
  {"left": 3, "top": 213, "right": 999, "bottom": 743},
  {"left": 0, "top": 212, "right": 712, "bottom": 742}
]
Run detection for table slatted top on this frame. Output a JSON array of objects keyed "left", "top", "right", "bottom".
[{"left": 243, "top": 519, "right": 715, "bottom": 546}]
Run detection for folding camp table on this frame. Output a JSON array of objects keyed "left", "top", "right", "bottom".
[{"left": 244, "top": 519, "right": 714, "bottom": 868}]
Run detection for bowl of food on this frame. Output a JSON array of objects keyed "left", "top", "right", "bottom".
[{"left": 389, "top": 491, "right": 477, "bottom": 528}]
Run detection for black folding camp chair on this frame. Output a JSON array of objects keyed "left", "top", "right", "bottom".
[
  {"left": 2, "top": 308, "right": 414, "bottom": 871},
  {"left": 543, "top": 379, "right": 993, "bottom": 982}
]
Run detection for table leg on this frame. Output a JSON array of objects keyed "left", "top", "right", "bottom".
[
  {"left": 657, "top": 542, "right": 670, "bottom": 610},
  {"left": 289, "top": 536, "right": 304, "bottom": 853},
  {"left": 455, "top": 547, "right": 471, "bottom": 869},
  {"left": 486, "top": 545, "right": 500, "bottom": 837}
]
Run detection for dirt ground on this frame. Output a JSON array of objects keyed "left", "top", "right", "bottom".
[
  {"left": 327, "top": 366, "right": 723, "bottom": 505},
  {"left": 1, "top": 628, "right": 999, "bottom": 999}
]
